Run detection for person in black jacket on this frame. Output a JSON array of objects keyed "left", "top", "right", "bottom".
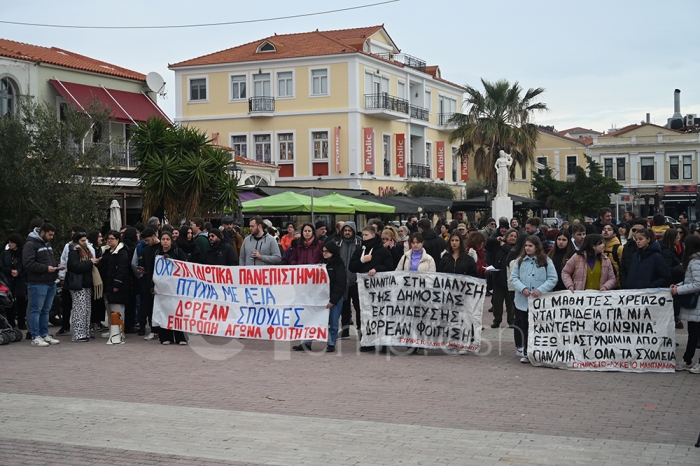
[
  {"left": 625, "top": 229, "right": 671, "bottom": 289},
  {"left": 437, "top": 232, "right": 477, "bottom": 277},
  {"left": 66, "top": 232, "right": 101, "bottom": 342},
  {"left": 121, "top": 227, "right": 139, "bottom": 337},
  {"left": 151, "top": 231, "right": 189, "bottom": 345},
  {"left": 87, "top": 230, "right": 107, "bottom": 332},
  {"left": 292, "top": 241, "right": 347, "bottom": 353},
  {"left": 417, "top": 218, "right": 446, "bottom": 264},
  {"left": 488, "top": 228, "right": 519, "bottom": 328},
  {"left": 619, "top": 219, "right": 648, "bottom": 286},
  {"left": 204, "top": 229, "right": 239, "bottom": 266},
  {"left": 547, "top": 230, "right": 574, "bottom": 292},
  {"left": 381, "top": 227, "right": 403, "bottom": 268},
  {"left": 349, "top": 225, "right": 394, "bottom": 352},
  {"left": 1, "top": 233, "right": 27, "bottom": 330},
  {"left": 100, "top": 230, "right": 130, "bottom": 341}
]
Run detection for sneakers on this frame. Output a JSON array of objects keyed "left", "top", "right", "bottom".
[
  {"left": 690, "top": 363, "right": 700, "bottom": 374},
  {"left": 515, "top": 347, "right": 524, "bottom": 357},
  {"left": 144, "top": 332, "right": 156, "bottom": 341},
  {"left": 31, "top": 337, "right": 49, "bottom": 347},
  {"left": 676, "top": 361, "right": 692, "bottom": 371},
  {"left": 520, "top": 356, "right": 530, "bottom": 364},
  {"left": 55, "top": 328, "right": 69, "bottom": 336},
  {"left": 42, "top": 335, "right": 60, "bottom": 345},
  {"left": 161, "top": 341, "right": 171, "bottom": 345},
  {"left": 179, "top": 341, "right": 188, "bottom": 346},
  {"left": 74, "top": 337, "right": 90, "bottom": 343},
  {"left": 292, "top": 343, "right": 312, "bottom": 351},
  {"left": 101, "top": 331, "right": 110, "bottom": 338},
  {"left": 326, "top": 345, "right": 336, "bottom": 353}
]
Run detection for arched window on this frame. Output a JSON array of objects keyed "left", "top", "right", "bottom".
[
  {"left": 256, "top": 41, "right": 276, "bottom": 53},
  {"left": 0, "top": 77, "right": 17, "bottom": 116},
  {"left": 244, "top": 175, "right": 268, "bottom": 186}
]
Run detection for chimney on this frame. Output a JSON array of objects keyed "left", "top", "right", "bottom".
[
  {"left": 673, "top": 89, "right": 682, "bottom": 118},
  {"left": 646, "top": 113, "right": 650, "bottom": 124}
]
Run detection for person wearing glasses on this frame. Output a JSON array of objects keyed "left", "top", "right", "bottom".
[
  {"left": 619, "top": 218, "right": 649, "bottom": 287},
  {"left": 395, "top": 233, "right": 436, "bottom": 272},
  {"left": 562, "top": 234, "right": 616, "bottom": 292},
  {"left": 204, "top": 229, "right": 239, "bottom": 266}
]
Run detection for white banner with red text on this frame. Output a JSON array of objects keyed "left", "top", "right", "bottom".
[
  {"left": 527, "top": 289, "right": 676, "bottom": 372},
  {"left": 357, "top": 272, "right": 486, "bottom": 351},
  {"left": 152, "top": 258, "right": 330, "bottom": 341}
]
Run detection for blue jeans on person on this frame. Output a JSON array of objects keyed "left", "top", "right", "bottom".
[
  {"left": 327, "top": 297, "right": 344, "bottom": 347},
  {"left": 28, "top": 283, "right": 57, "bottom": 338}
]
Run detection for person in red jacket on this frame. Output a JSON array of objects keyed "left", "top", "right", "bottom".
[{"left": 290, "top": 223, "right": 322, "bottom": 265}]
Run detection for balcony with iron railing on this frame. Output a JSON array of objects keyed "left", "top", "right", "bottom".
[
  {"left": 374, "top": 53, "right": 427, "bottom": 73},
  {"left": 248, "top": 96, "right": 275, "bottom": 116},
  {"left": 439, "top": 113, "right": 455, "bottom": 126},
  {"left": 407, "top": 163, "right": 431, "bottom": 179},
  {"left": 409, "top": 105, "right": 429, "bottom": 122},
  {"left": 82, "top": 142, "right": 139, "bottom": 169},
  {"left": 364, "top": 93, "right": 409, "bottom": 119}
]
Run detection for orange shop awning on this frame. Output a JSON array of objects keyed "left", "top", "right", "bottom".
[{"left": 50, "top": 79, "right": 171, "bottom": 124}]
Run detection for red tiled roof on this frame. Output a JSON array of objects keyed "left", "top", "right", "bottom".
[
  {"left": 599, "top": 122, "right": 681, "bottom": 138},
  {"left": 538, "top": 128, "right": 592, "bottom": 146},
  {"left": 169, "top": 26, "right": 385, "bottom": 68},
  {"left": 212, "top": 145, "right": 279, "bottom": 169},
  {"left": 0, "top": 38, "right": 145, "bottom": 81},
  {"left": 557, "top": 126, "right": 602, "bottom": 136}
]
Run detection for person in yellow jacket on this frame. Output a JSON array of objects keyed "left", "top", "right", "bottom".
[
  {"left": 601, "top": 223, "right": 624, "bottom": 288},
  {"left": 651, "top": 213, "right": 670, "bottom": 240}
]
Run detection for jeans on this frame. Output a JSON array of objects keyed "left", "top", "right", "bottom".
[
  {"left": 327, "top": 297, "right": 344, "bottom": 347},
  {"left": 28, "top": 283, "right": 57, "bottom": 338}
]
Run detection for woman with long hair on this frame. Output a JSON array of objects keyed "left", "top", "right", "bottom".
[
  {"left": 396, "top": 233, "right": 436, "bottom": 272},
  {"left": 671, "top": 235, "right": 700, "bottom": 372},
  {"left": 617, "top": 222, "right": 630, "bottom": 246},
  {"left": 510, "top": 236, "right": 557, "bottom": 363},
  {"left": 66, "top": 232, "right": 102, "bottom": 342},
  {"left": 660, "top": 228, "right": 683, "bottom": 267},
  {"left": 437, "top": 232, "right": 477, "bottom": 277},
  {"left": 381, "top": 226, "right": 403, "bottom": 268},
  {"left": 561, "top": 234, "right": 616, "bottom": 292},
  {"left": 466, "top": 231, "right": 487, "bottom": 279},
  {"left": 100, "top": 230, "right": 130, "bottom": 342},
  {"left": 1, "top": 233, "right": 27, "bottom": 330},
  {"left": 290, "top": 223, "right": 322, "bottom": 265},
  {"left": 152, "top": 231, "right": 188, "bottom": 345},
  {"left": 176, "top": 225, "right": 196, "bottom": 260},
  {"left": 625, "top": 229, "right": 672, "bottom": 289},
  {"left": 548, "top": 230, "right": 574, "bottom": 291},
  {"left": 87, "top": 230, "right": 106, "bottom": 332}
]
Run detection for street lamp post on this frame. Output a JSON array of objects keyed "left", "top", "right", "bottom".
[{"left": 228, "top": 161, "right": 244, "bottom": 223}]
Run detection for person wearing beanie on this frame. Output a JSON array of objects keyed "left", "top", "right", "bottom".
[
  {"left": 315, "top": 220, "right": 328, "bottom": 243},
  {"left": 205, "top": 228, "right": 239, "bottom": 266}
]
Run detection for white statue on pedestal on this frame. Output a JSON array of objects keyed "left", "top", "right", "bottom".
[{"left": 494, "top": 150, "right": 513, "bottom": 198}]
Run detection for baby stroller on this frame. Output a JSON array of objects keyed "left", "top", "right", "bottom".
[{"left": 0, "top": 276, "right": 22, "bottom": 345}]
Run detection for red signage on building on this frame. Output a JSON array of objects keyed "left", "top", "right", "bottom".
[
  {"left": 363, "top": 127, "right": 374, "bottom": 174},
  {"left": 664, "top": 185, "right": 698, "bottom": 193},
  {"left": 436, "top": 141, "right": 445, "bottom": 178},
  {"left": 334, "top": 127, "right": 341, "bottom": 173},
  {"left": 461, "top": 154, "right": 469, "bottom": 181},
  {"left": 395, "top": 133, "right": 405, "bottom": 177}
]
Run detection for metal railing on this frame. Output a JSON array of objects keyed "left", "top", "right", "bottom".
[
  {"left": 410, "top": 105, "right": 429, "bottom": 121},
  {"left": 364, "top": 93, "right": 409, "bottom": 114},
  {"left": 82, "top": 142, "right": 139, "bottom": 168},
  {"left": 249, "top": 96, "right": 275, "bottom": 113},
  {"left": 439, "top": 113, "right": 455, "bottom": 125},
  {"left": 407, "top": 163, "right": 431, "bottom": 179},
  {"left": 374, "top": 53, "right": 427, "bottom": 73}
]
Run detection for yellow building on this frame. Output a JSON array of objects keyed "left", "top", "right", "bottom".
[{"left": 169, "top": 25, "right": 466, "bottom": 197}]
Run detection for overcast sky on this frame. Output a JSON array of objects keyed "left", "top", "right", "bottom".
[{"left": 3, "top": 0, "right": 699, "bottom": 133}]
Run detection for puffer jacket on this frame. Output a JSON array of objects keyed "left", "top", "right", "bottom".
[
  {"left": 678, "top": 254, "right": 700, "bottom": 322},
  {"left": 561, "top": 252, "right": 617, "bottom": 291},
  {"left": 22, "top": 228, "right": 58, "bottom": 285},
  {"left": 625, "top": 241, "right": 671, "bottom": 289},
  {"left": 101, "top": 242, "right": 130, "bottom": 304},
  {"left": 510, "top": 255, "right": 557, "bottom": 311},
  {"left": 396, "top": 248, "right": 436, "bottom": 272}
]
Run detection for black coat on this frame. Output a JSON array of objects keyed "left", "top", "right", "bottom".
[
  {"left": 67, "top": 247, "right": 94, "bottom": 289},
  {"left": 437, "top": 253, "right": 477, "bottom": 277},
  {"left": 386, "top": 243, "right": 403, "bottom": 268},
  {"left": 549, "top": 248, "right": 572, "bottom": 291},
  {"left": 204, "top": 240, "right": 239, "bottom": 266},
  {"left": 1, "top": 247, "right": 26, "bottom": 297},
  {"left": 619, "top": 239, "right": 637, "bottom": 287},
  {"left": 325, "top": 257, "right": 347, "bottom": 306},
  {"left": 349, "top": 236, "right": 394, "bottom": 275},
  {"left": 420, "top": 229, "right": 446, "bottom": 264},
  {"left": 101, "top": 243, "right": 130, "bottom": 304},
  {"left": 491, "top": 242, "right": 513, "bottom": 288},
  {"left": 625, "top": 241, "right": 672, "bottom": 289}
]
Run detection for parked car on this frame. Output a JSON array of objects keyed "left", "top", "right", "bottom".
[{"left": 647, "top": 216, "right": 680, "bottom": 227}]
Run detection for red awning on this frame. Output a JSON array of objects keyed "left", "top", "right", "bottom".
[{"left": 50, "top": 79, "right": 171, "bottom": 124}]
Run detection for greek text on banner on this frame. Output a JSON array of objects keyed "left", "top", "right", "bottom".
[
  {"left": 357, "top": 272, "right": 486, "bottom": 351},
  {"left": 152, "top": 258, "right": 330, "bottom": 341},
  {"left": 528, "top": 289, "right": 675, "bottom": 372}
]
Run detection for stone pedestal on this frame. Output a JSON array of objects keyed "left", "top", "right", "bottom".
[{"left": 492, "top": 196, "right": 513, "bottom": 222}]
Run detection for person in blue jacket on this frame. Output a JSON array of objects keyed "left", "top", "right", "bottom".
[
  {"left": 510, "top": 235, "right": 558, "bottom": 364},
  {"left": 625, "top": 228, "right": 671, "bottom": 289}
]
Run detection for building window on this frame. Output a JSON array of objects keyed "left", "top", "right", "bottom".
[
  {"left": 452, "top": 147, "right": 459, "bottom": 182},
  {"left": 425, "top": 89, "right": 432, "bottom": 112},
  {"left": 231, "top": 135, "right": 247, "bottom": 158},
  {"left": 230, "top": 75, "right": 246, "bottom": 100},
  {"left": 312, "top": 131, "right": 328, "bottom": 159},
  {"left": 257, "top": 42, "right": 276, "bottom": 53},
  {"left": 604, "top": 158, "right": 613, "bottom": 178},
  {"left": 537, "top": 156, "right": 548, "bottom": 176},
  {"left": 670, "top": 156, "right": 679, "bottom": 180},
  {"left": 566, "top": 156, "right": 577, "bottom": 176},
  {"left": 425, "top": 142, "right": 432, "bottom": 169},
  {"left": 616, "top": 158, "right": 625, "bottom": 181},
  {"left": 0, "top": 77, "right": 16, "bottom": 116},
  {"left": 278, "top": 133, "right": 294, "bottom": 161},
  {"left": 521, "top": 162, "right": 527, "bottom": 180},
  {"left": 683, "top": 155, "right": 692, "bottom": 179},
  {"left": 253, "top": 73, "right": 271, "bottom": 97},
  {"left": 311, "top": 69, "right": 328, "bottom": 95},
  {"left": 254, "top": 135, "right": 272, "bottom": 164},
  {"left": 277, "top": 71, "right": 293, "bottom": 97},
  {"left": 383, "top": 135, "right": 391, "bottom": 176},
  {"left": 189, "top": 78, "right": 207, "bottom": 101},
  {"left": 397, "top": 81, "right": 405, "bottom": 99},
  {"left": 641, "top": 157, "right": 654, "bottom": 181}
]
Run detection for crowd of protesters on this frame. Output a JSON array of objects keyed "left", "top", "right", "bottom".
[{"left": 1, "top": 208, "right": 699, "bottom": 372}]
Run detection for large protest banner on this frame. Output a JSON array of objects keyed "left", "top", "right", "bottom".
[
  {"left": 528, "top": 289, "right": 676, "bottom": 372},
  {"left": 357, "top": 272, "right": 486, "bottom": 351},
  {"left": 152, "top": 258, "right": 330, "bottom": 341}
]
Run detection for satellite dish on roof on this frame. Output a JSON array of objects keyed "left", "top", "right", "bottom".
[{"left": 146, "top": 71, "right": 166, "bottom": 96}]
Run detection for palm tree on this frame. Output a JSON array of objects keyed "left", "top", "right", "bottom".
[{"left": 448, "top": 79, "right": 547, "bottom": 191}]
